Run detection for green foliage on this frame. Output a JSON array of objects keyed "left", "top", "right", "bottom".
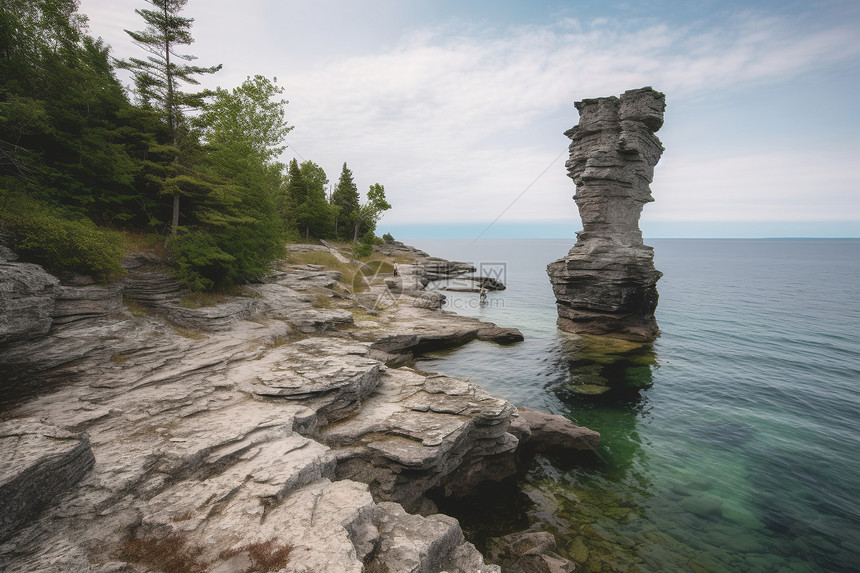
[
  {"left": 352, "top": 242, "right": 373, "bottom": 259},
  {"left": 165, "top": 140, "right": 285, "bottom": 291},
  {"left": 352, "top": 230, "right": 379, "bottom": 259},
  {"left": 1, "top": 1, "right": 167, "bottom": 226},
  {"left": 330, "top": 162, "right": 359, "bottom": 240},
  {"left": 0, "top": 190, "right": 125, "bottom": 281},
  {"left": 0, "top": 1, "right": 399, "bottom": 295},
  {"left": 118, "top": 0, "right": 221, "bottom": 139},
  {"left": 353, "top": 183, "right": 391, "bottom": 241},
  {"left": 167, "top": 230, "right": 232, "bottom": 291},
  {"left": 382, "top": 232, "right": 395, "bottom": 243},
  {"left": 199, "top": 75, "right": 293, "bottom": 162},
  {"left": 284, "top": 159, "right": 334, "bottom": 240},
  {"left": 119, "top": 0, "right": 221, "bottom": 232}
]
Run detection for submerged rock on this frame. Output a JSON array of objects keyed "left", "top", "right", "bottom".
[
  {"left": 487, "top": 530, "right": 576, "bottom": 573},
  {"left": 547, "top": 87, "right": 665, "bottom": 342},
  {"left": 516, "top": 407, "right": 601, "bottom": 455}
]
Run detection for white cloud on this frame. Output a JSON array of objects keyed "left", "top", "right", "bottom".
[
  {"left": 77, "top": 1, "right": 860, "bottom": 225},
  {"left": 283, "top": 12, "right": 859, "bottom": 223},
  {"left": 649, "top": 150, "right": 860, "bottom": 221}
]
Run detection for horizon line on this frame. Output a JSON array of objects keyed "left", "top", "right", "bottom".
[{"left": 377, "top": 220, "right": 860, "bottom": 240}]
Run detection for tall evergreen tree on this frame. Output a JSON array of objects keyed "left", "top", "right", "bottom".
[
  {"left": 0, "top": 0, "right": 162, "bottom": 225},
  {"left": 298, "top": 160, "right": 333, "bottom": 239},
  {"left": 330, "top": 162, "right": 359, "bottom": 240},
  {"left": 285, "top": 158, "right": 306, "bottom": 207},
  {"left": 119, "top": 0, "right": 221, "bottom": 232}
]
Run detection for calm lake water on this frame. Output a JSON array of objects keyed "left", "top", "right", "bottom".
[{"left": 407, "top": 238, "right": 860, "bottom": 573}]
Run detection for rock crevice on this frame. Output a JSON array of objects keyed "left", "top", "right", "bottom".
[{"left": 547, "top": 86, "right": 665, "bottom": 341}]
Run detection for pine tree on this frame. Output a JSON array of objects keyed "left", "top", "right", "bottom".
[
  {"left": 295, "top": 160, "right": 332, "bottom": 239},
  {"left": 330, "top": 162, "right": 359, "bottom": 239},
  {"left": 119, "top": 0, "right": 221, "bottom": 233}
]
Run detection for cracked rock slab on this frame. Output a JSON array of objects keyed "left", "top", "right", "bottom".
[{"left": 0, "top": 420, "right": 94, "bottom": 542}]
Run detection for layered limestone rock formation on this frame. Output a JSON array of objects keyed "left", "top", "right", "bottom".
[
  {"left": 0, "top": 243, "right": 586, "bottom": 572},
  {"left": 548, "top": 86, "right": 665, "bottom": 342}
]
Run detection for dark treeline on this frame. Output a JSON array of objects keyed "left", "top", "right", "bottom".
[{"left": 0, "top": 0, "right": 390, "bottom": 290}]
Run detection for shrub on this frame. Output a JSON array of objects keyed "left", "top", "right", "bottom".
[
  {"left": 167, "top": 230, "right": 235, "bottom": 291},
  {"left": 352, "top": 242, "right": 373, "bottom": 259},
  {"left": 0, "top": 191, "right": 125, "bottom": 282}
]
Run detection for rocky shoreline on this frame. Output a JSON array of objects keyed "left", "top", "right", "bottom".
[{"left": 0, "top": 241, "right": 598, "bottom": 573}]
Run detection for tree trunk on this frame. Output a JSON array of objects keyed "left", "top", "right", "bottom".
[
  {"left": 171, "top": 193, "right": 180, "bottom": 234},
  {"left": 353, "top": 222, "right": 360, "bottom": 242}
]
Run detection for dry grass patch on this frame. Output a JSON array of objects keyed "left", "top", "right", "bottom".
[
  {"left": 123, "top": 299, "right": 149, "bottom": 317},
  {"left": 172, "top": 326, "right": 207, "bottom": 340},
  {"left": 179, "top": 291, "right": 229, "bottom": 308},
  {"left": 218, "top": 538, "right": 292, "bottom": 571},
  {"left": 314, "top": 292, "right": 335, "bottom": 308},
  {"left": 122, "top": 231, "right": 168, "bottom": 257},
  {"left": 117, "top": 532, "right": 208, "bottom": 573}
]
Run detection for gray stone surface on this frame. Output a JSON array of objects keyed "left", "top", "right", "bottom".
[
  {"left": 547, "top": 86, "right": 665, "bottom": 341},
  {"left": 321, "top": 368, "right": 520, "bottom": 509},
  {"left": 0, "top": 243, "right": 591, "bottom": 573},
  {"left": 370, "top": 502, "right": 500, "bottom": 573},
  {"left": 0, "top": 261, "right": 58, "bottom": 344},
  {"left": 121, "top": 253, "right": 181, "bottom": 306},
  {"left": 166, "top": 297, "right": 268, "bottom": 332},
  {"left": 0, "top": 420, "right": 94, "bottom": 542},
  {"left": 374, "top": 240, "right": 430, "bottom": 259},
  {"left": 52, "top": 284, "right": 125, "bottom": 325},
  {"left": 487, "top": 531, "right": 576, "bottom": 573},
  {"left": 517, "top": 406, "right": 601, "bottom": 454}
]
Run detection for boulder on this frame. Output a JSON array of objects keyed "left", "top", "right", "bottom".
[
  {"left": 166, "top": 297, "right": 267, "bottom": 332},
  {"left": 417, "top": 259, "right": 477, "bottom": 281},
  {"left": 369, "top": 502, "right": 500, "bottom": 573},
  {"left": 439, "top": 275, "right": 507, "bottom": 292},
  {"left": 374, "top": 240, "right": 430, "bottom": 259},
  {"left": 320, "top": 369, "right": 520, "bottom": 510}
]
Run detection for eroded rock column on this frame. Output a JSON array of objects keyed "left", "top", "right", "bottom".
[{"left": 547, "top": 87, "right": 665, "bottom": 342}]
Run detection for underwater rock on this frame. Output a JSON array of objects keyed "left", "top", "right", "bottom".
[
  {"left": 547, "top": 87, "right": 665, "bottom": 342},
  {"left": 486, "top": 530, "right": 576, "bottom": 573},
  {"left": 680, "top": 494, "right": 724, "bottom": 519},
  {"left": 517, "top": 407, "right": 601, "bottom": 454}
]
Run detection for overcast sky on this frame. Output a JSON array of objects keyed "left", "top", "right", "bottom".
[{"left": 77, "top": 0, "right": 860, "bottom": 238}]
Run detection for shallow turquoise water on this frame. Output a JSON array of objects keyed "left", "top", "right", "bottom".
[{"left": 409, "top": 238, "right": 860, "bottom": 572}]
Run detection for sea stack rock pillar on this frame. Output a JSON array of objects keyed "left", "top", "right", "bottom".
[{"left": 547, "top": 87, "right": 665, "bottom": 342}]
